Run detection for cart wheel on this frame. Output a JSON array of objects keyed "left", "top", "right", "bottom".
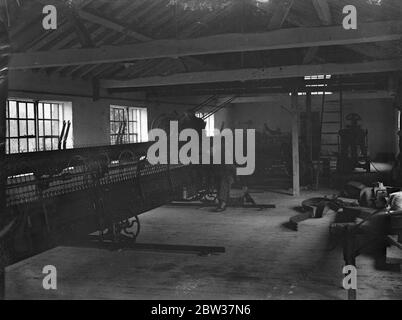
[
  {"left": 121, "top": 216, "right": 141, "bottom": 241},
  {"left": 201, "top": 191, "right": 217, "bottom": 203}
]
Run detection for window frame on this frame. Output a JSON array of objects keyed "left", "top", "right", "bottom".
[
  {"left": 110, "top": 105, "right": 147, "bottom": 145},
  {"left": 6, "top": 99, "right": 64, "bottom": 154}
]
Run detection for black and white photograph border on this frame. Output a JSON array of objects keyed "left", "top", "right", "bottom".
[{"left": 0, "top": 0, "right": 401, "bottom": 303}]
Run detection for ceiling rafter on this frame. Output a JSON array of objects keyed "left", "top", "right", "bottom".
[
  {"left": 298, "top": 0, "right": 333, "bottom": 64},
  {"left": 9, "top": 20, "right": 402, "bottom": 70},
  {"left": 77, "top": 9, "right": 152, "bottom": 42},
  {"left": 311, "top": 0, "right": 332, "bottom": 26},
  {"left": 268, "top": 0, "right": 295, "bottom": 30}
]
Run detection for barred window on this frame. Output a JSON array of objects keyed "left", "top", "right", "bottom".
[
  {"left": 6, "top": 99, "right": 65, "bottom": 154},
  {"left": 110, "top": 105, "right": 148, "bottom": 145}
]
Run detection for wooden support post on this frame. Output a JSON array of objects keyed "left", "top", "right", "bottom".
[
  {"left": 306, "top": 92, "right": 315, "bottom": 187},
  {"left": 0, "top": 22, "right": 9, "bottom": 300},
  {"left": 291, "top": 91, "right": 300, "bottom": 197},
  {"left": 306, "top": 92, "right": 313, "bottom": 162}
]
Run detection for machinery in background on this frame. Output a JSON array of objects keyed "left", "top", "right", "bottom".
[
  {"left": 337, "top": 113, "right": 370, "bottom": 173},
  {"left": 251, "top": 123, "right": 311, "bottom": 187},
  {"left": 253, "top": 125, "right": 292, "bottom": 183}
]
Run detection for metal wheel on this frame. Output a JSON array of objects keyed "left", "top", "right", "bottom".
[{"left": 119, "top": 216, "right": 141, "bottom": 241}]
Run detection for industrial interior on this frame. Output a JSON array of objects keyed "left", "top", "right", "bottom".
[{"left": 0, "top": 0, "right": 402, "bottom": 300}]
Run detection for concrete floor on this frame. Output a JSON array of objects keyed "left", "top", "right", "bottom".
[{"left": 5, "top": 190, "right": 402, "bottom": 300}]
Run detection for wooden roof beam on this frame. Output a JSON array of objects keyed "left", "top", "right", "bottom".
[
  {"left": 10, "top": 20, "right": 402, "bottom": 70},
  {"left": 77, "top": 10, "right": 152, "bottom": 42},
  {"left": 311, "top": 0, "right": 332, "bottom": 26},
  {"left": 100, "top": 59, "right": 402, "bottom": 89},
  {"left": 268, "top": 0, "right": 295, "bottom": 30}
]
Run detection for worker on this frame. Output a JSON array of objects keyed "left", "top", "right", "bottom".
[
  {"left": 213, "top": 164, "right": 236, "bottom": 212},
  {"left": 338, "top": 113, "right": 368, "bottom": 173}
]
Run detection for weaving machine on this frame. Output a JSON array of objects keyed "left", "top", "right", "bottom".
[{"left": 1, "top": 142, "right": 206, "bottom": 264}]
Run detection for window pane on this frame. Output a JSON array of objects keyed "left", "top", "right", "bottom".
[
  {"left": 52, "top": 104, "right": 59, "bottom": 119},
  {"left": 52, "top": 138, "right": 58, "bottom": 149},
  {"left": 9, "top": 120, "right": 18, "bottom": 137},
  {"left": 38, "top": 103, "right": 44, "bottom": 119},
  {"left": 44, "top": 103, "right": 51, "bottom": 119},
  {"left": 19, "top": 120, "right": 27, "bottom": 136},
  {"left": 9, "top": 101, "right": 17, "bottom": 118},
  {"left": 38, "top": 121, "right": 44, "bottom": 136},
  {"left": 28, "top": 138, "right": 36, "bottom": 152},
  {"left": 134, "top": 122, "right": 138, "bottom": 134},
  {"left": 111, "top": 122, "right": 119, "bottom": 135},
  {"left": 19, "top": 102, "right": 26, "bottom": 118},
  {"left": 44, "top": 121, "right": 51, "bottom": 136},
  {"left": 27, "top": 120, "right": 35, "bottom": 136},
  {"left": 52, "top": 121, "right": 59, "bottom": 136},
  {"left": 27, "top": 103, "right": 35, "bottom": 118},
  {"left": 10, "top": 139, "right": 18, "bottom": 154},
  {"left": 38, "top": 139, "right": 44, "bottom": 151},
  {"left": 45, "top": 138, "right": 52, "bottom": 151},
  {"left": 20, "top": 139, "right": 28, "bottom": 153}
]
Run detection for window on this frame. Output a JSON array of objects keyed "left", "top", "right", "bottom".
[
  {"left": 196, "top": 113, "right": 215, "bottom": 136},
  {"left": 290, "top": 74, "right": 333, "bottom": 96},
  {"left": 6, "top": 99, "right": 65, "bottom": 154},
  {"left": 110, "top": 106, "right": 148, "bottom": 144}
]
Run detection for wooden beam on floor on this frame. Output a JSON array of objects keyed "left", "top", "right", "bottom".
[
  {"left": 100, "top": 59, "right": 402, "bottom": 88},
  {"left": 291, "top": 91, "right": 300, "bottom": 197},
  {"left": 9, "top": 20, "right": 402, "bottom": 69}
]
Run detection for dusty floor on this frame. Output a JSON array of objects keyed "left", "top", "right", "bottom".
[{"left": 5, "top": 189, "right": 402, "bottom": 300}]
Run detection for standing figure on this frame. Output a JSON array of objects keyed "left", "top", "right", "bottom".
[
  {"left": 213, "top": 164, "right": 237, "bottom": 212},
  {"left": 338, "top": 113, "right": 369, "bottom": 173}
]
